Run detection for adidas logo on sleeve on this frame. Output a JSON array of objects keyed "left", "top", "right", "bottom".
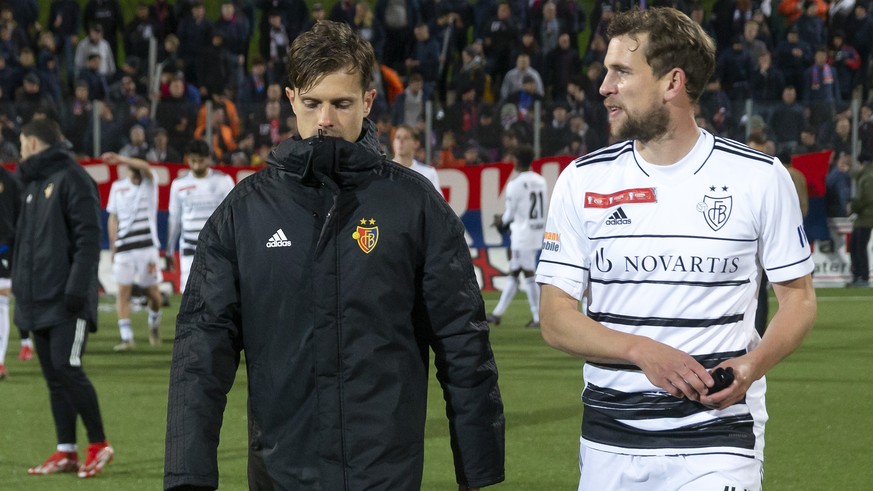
[
  {"left": 605, "top": 207, "right": 632, "bottom": 225},
  {"left": 266, "top": 229, "right": 293, "bottom": 248}
]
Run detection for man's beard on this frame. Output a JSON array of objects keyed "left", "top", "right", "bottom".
[{"left": 613, "top": 103, "right": 670, "bottom": 143}]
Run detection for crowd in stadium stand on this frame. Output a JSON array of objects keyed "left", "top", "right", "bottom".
[{"left": 1, "top": 1, "right": 873, "bottom": 183}]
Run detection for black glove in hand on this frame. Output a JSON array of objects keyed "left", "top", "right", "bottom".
[{"left": 65, "top": 294, "right": 86, "bottom": 314}]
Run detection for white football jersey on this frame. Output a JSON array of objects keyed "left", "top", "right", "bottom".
[
  {"left": 410, "top": 160, "right": 441, "bottom": 192},
  {"left": 167, "top": 169, "right": 235, "bottom": 256},
  {"left": 106, "top": 169, "right": 160, "bottom": 252},
  {"left": 536, "top": 129, "right": 813, "bottom": 459},
  {"left": 502, "top": 170, "right": 548, "bottom": 250}
]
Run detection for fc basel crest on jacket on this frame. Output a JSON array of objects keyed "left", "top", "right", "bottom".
[
  {"left": 352, "top": 218, "right": 379, "bottom": 254},
  {"left": 697, "top": 194, "right": 732, "bottom": 231}
]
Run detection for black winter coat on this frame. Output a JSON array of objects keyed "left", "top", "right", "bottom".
[
  {"left": 164, "top": 122, "right": 505, "bottom": 490},
  {"left": 12, "top": 145, "right": 101, "bottom": 331}
]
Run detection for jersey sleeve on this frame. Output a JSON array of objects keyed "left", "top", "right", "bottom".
[
  {"left": 501, "top": 180, "right": 517, "bottom": 226},
  {"left": 166, "top": 180, "right": 182, "bottom": 254},
  {"left": 758, "top": 159, "right": 815, "bottom": 283},
  {"left": 105, "top": 182, "right": 118, "bottom": 215},
  {"left": 535, "top": 166, "right": 591, "bottom": 300}
]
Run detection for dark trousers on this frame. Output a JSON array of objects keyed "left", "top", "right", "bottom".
[
  {"left": 849, "top": 227, "right": 872, "bottom": 282},
  {"left": 33, "top": 319, "right": 106, "bottom": 445}
]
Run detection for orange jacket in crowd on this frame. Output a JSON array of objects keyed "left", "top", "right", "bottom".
[{"left": 778, "top": 0, "right": 829, "bottom": 26}]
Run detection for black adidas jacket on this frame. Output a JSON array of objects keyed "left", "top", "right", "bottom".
[
  {"left": 12, "top": 145, "right": 101, "bottom": 331},
  {"left": 164, "top": 121, "right": 505, "bottom": 490}
]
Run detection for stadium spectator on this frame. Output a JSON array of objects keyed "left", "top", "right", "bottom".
[
  {"left": 390, "top": 72, "right": 425, "bottom": 126},
  {"left": 194, "top": 105, "right": 237, "bottom": 164},
  {"left": 717, "top": 35, "right": 753, "bottom": 101},
  {"left": 541, "top": 101, "right": 574, "bottom": 156},
  {"left": 163, "top": 20, "right": 504, "bottom": 490},
  {"left": 353, "top": 0, "right": 384, "bottom": 59},
  {"left": 15, "top": 72, "right": 58, "bottom": 124},
  {"left": 73, "top": 24, "right": 116, "bottom": 79},
  {"left": 0, "top": 55, "right": 22, "bottom": 103},
  {"left": 48, "top": 0, "right": 81, "bottom": 83},
  {"left": 483, "top": 2, "right": 519, "bottom": 90},
  {"left": 698, "top": 77, "right": 733, "bottom": 136},
  {"left": 470, "top": 103, "right": 502, "bottom": 161},
  {"left": 499, "top": 53, "right": 544, "bottom": 102},
  {"left": 442, "top": 81, "right": 480, "bottom": 138},
  {"left": 845, "top": 2, "right": 873, "bottom": 101},
  {"left": 0, "top": 164, "right": 20, "bottom": 379},
  {"left": 828, "top": 31, "right": 861, "bottom": 101},
  {"left": 214, "top": 1, "right": 251, "bottom": 68},
  {"left": 370, "top": 62, "right": 404, "bottom": 120},
  {"left": 487, "top": 144, "right": 547, "bottom": 328},
  {"left": 534, "top": 1, "right": 561, "bottom": 59},
  {"left": 453, "top": 44, "right": 488, "bottom": 101},
  {"left": 795, "top": 124, "right": 821, "bottom": 153},
  {"left": 82, "top": 101, "right": 123, "bottom": 155},
  {"left": 769, "top": 85, "right": 806, "bottom": 155},
  {"left": 145, "top": 128, "right": 181, "bottom": 163},
  {"left": 118, "top": 124, "right": 150, "bottom": 158},
  {"left": 61, "top": 81, "right": 92, "bottom": 153},
  {"left": 405, "top": 22, "right": 440, "bottom": 101},
  {"left": 775, "top": 25, "right": 813, "bottom": 91},
  {"left": 166, "top": 139, "right": 235, "bottom": 291},
  {"left": 247, "top": 99, "right": 287, "bottom": 148},
  {"left": 123, "top": 2, "right": 161, "bottom": 62},
  {"left": 749, "top": 50, "right": 786, "bottom": 105},
  {"left": 859, "top": 103, "right": 873, "bottom": 161},
  {"left": 826, "top": 151, "right": 852, "bottom": 217},
  {"left": 83, "top": 0, "right": 124, "bottom": 65},
  {"left": 102, "top": 151, "right": 165, "bottom": 351},
  {"left": 303, "top": 1, "right": 326, "bottom": 31},
  {"left": 539, "top": 8, "right": 816, "bottom": 491},
  {"left": 259, "top": 10, "right": 289, "bottom": 83},
  {"left": 544, "top": 32, "right": 581, "bottom": 101},
  {"left": 517, "top": 30, "right": 544, "bottom": 76},
  {"left": 742, "top": 19, "right": 770, "bottom": 67},
  {"left": 392, "top": 123, "right": 441, "bottom": 190},
  {"left": 794, "top": 0, "right": 828, "bottom": 48},
  {"left": 176, "top": 1, "right": 213, "bottom": 87},
  {"left": 328, "top": 0, "right": 356, "bottom": 24},
  {"left": 237, "top": 56, "right": 270, "bottom": 105},
  {"left": 848, "top": 157, "right": 873, "bottom": 287},
  {"left": 14, "top": 118, "right": 114, "bottom": 478},
  {"left": 501, "top": 75, "right": 543, "bottom": 128},
  {"left": 76, "top": 54, "right": 108, "bottom": 101},
  {"left": 198, "top": 32, "right": 238, "bottom": 98},
  {"left": 802, "top": 45, "right": 840, "bottom": 130},
  {"left": 374, "top": 0, "right": 420, "bottom": 71},
  {"left": 155, "top": 76, "right": 198, "bottom": 155},
  {"left": 151, "top": 0, "right": 178, "bottom": 38}
]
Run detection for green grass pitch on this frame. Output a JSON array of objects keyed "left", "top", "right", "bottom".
[{"left": 1, "top": 288, "right": 871, "bottom": 489}]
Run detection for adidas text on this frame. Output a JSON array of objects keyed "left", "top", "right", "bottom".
[
  {"left": 266, "top": 229, "right": 292, "bottom": 248},
  {"left": 605, "top": 218, "right": 632, "bottom": 225}
]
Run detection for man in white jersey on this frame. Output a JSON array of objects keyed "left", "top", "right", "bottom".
[
  {"left": 104, "top": 152, "right": 164, "bottom": 351},
  {"left": 536, "top": 8, "right": 817, "bottom": 491},
  {"left": 486, "top": 145, "right": 547, "bottom": 328},
  {"left": 391, "top": 124, "right": 442, "bottom": 193},
  {"left": 166, "top": 140, "right": 235, "bottom": 292}
]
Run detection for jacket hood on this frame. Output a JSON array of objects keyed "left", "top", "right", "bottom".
[
  {"left": 17, "top": 144, "right": 76, "bottom": 184},
  {"left": 265, "top": 118, "right": 384, "bottom": 187}
]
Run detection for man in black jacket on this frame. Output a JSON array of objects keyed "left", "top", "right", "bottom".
[
  {"left": 13, "top": 119, "right": 114, "bottom": 478},
  {"left": 164, "top": 20, "right": 505, "bottom": 490}
]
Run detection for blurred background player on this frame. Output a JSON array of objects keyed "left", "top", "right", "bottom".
[
  {"left": 166, "top": 140, "right": 235, "bottom": 292},
  {"left": 0, "top": 164, "right": 20, "bottom": 378},
  {"left": 487, "top": 145, "right": 547, "bottom": 328},
  {"left": 13, "top": 119, "right": 113, "bottom": 477},
  {"left": 391, "top": 123, "right": 441, "bottom": 192},
  {"left": 103, "top": 152, "right": 163, "bottom": 350}
]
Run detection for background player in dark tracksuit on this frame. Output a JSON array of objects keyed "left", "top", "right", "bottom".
[
  {"left": 13, "top": 119, "right": 114, "bottom": 478},
  {"left": 0, "top": 165, "right": 21, "bottom": 378},
  {"left": 164, "top": 21, "right": 505, "bottom": 490}
]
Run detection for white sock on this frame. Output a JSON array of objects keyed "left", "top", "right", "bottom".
[
  {"left": 522, "top": 276, "right": 540, "bottom": 323},
  {"left": 0, "top": 296, "right": 9, "bottom": 365},
  {"left": 118, "top": 319, "right": 133, "bottom": 342},
  {"left": 493, "top": 276, "right": 519, "bottom": 317},
  {"left": 148, "top": 309, "right": 162, "bottom": 330},
  {"left": 21, "top": 337, "right": 32, "bottom": 348},
  {"left": 57, "top": 443, "right": 77, "bottom": 453}
]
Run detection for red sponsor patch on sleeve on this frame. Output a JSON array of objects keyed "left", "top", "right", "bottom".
[{"left": 584, "top": 188, "right": 657, "bottom": 208}]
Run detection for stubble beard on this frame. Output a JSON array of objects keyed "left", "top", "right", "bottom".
[{"left": 613, "top": 103, "right": 671, "bottom": 144}]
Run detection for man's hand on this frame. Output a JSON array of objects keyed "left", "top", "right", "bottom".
[
  {"left": 631, "top": 337, "right": 714, "bottom": 401},
  {"left": 492, "top": 214, "right": 510, "bottom": 235},
  {"left": 165, "top": 255, "right": 176, "bottom": 272},
  {"left": 699, "top": 358, "right": 755, "bottom": 409}
]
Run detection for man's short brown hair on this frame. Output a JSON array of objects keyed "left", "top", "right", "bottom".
[
  {"left": 607, "top": 7, "right": 716, "bottom": 102},
  {"left": 286, "top": 20, "right": 376, "bottom": 94}
]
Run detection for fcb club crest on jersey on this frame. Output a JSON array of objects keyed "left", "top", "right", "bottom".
[
  {"left": 352, "top": 218, "right": 379, "bottom": 254},
  {"left": 697, "top": 192, "right": 733, "bottom": 231}
]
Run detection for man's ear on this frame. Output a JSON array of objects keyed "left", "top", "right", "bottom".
[
  {"left": 362, "top": 88, "right": 376, "bottom": 116},
  {"left": 285, "top": 87, "right": 297, "bottom": 109},
  {"left": 663, "top": 68, "right": 687, "bottom": 103}
]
